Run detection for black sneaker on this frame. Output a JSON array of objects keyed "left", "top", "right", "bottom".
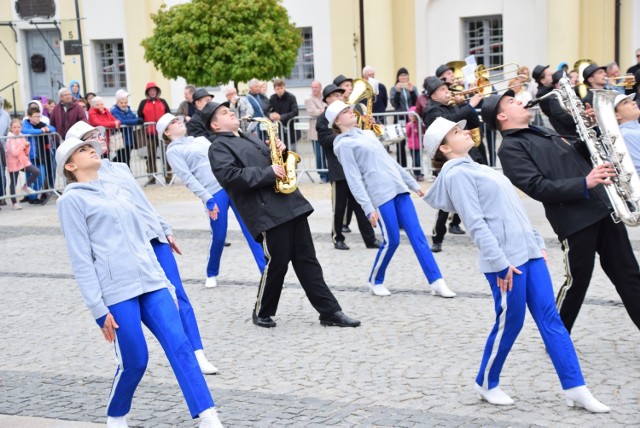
[
  {"left": 334, "top": 241, "right": 350, "bottom": 250},
  {"left": 431, "top": 243, "right": 442, "bottom": 253},
  {"left": 448, "top": 225, "right": 466, "bottom": 235},
  {"left": 252, "top": 311, "right": 276, "bottom": 328},
  {"left": 341, "top": 225, "right": 351, "bottom": 233}
]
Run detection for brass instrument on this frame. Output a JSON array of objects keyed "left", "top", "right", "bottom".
[
  {"left": 347, "top": 78, "right": 384, "bottom": 136},
  {"left": 527, "top": 79, "right": 640, "bottom": 225},
  {"left": 573, "top": 59, "right": 595, "bottom": 99},
  {"left": 475, "top": 63, "right": 520, "bottom": 87},
  {"left": 446, "top": 60, "right": 467, "bottom": 91},
  {"left": 451, "top": 74, "right": 528, "bottom": 99},
  {"left": 245, "top": 116, "right": 300, "bottom": 194},
  {"left": 606, "top": 75, "right": 636, "bottom": 89}
]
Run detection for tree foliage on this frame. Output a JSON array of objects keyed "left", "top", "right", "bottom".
[{"left": 141, "top": 0, "right": 301, "bottom": 86}]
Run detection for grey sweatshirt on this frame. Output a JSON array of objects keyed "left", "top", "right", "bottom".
[
  {"left": 57, "top": 180, "right": 176, "bottom": 320},
  {"left": 166, "top": 135, "right": 222, "bottom": 204},
  {"left": 99, "top": 160, "right": 173, "bottom": 244},
  {"left": 424, "top": 157, "right": 545, "bottom": 273},
  {"left": 334, "top": 128, "right": 421, "bottom": 215}
]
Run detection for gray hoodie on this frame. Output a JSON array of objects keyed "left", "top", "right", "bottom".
[
  {"left": 424, "top": 157, "right": 545, "bottom": 273},
  {"left": 334, "top": 128, "right": 420, "bottom": 215},
  {"left": 58, "top": 180, "right": 175, "bottom": 320},
  {"left": 99, "top": 160, "right": 172, "bottom": 244},
  {"left": 166, "top": 135, "right": 222, "bottom": 204}
]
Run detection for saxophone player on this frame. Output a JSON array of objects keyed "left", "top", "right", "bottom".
[
  {"left": 207, "top": 102, "right": 361, "bottom": 329},
  {"left": 484, "top": 90, "right": 640, "bottom": 336}
]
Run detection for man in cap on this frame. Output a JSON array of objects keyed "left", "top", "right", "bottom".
[
  {"left": 317, "top": 84, "right": 381, "bottom": 251},
  {"left": 436, "top": 64, "right": 466, "bottom": 106},
  {"left": 581, "top": 63, "right": 607, "bottom": 106},
  {"left": 186, "top": 88, "right": 214, "bottom": 138},
  {"left": 615, "top": 93, "right": 640, "bottom": 176},
  {"left": 485, "top": 90, "right": 640, "bottom": 335},
  {"left": 207, "top": 100, "right": 361, "bottom": 329},
  {"left": 362, "top": 66, "right": 388, "bottom": 115},
  {"left": 422, "top": 76, "right": 485, "bottom": 252}
]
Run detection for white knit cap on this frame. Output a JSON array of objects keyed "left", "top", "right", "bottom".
[{"left": 423, "top": 117, "right": 467, "bottom": 159}]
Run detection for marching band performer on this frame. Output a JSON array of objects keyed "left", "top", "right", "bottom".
[{"left": 423, "top": 117, "right": 609, "bottom": 412}]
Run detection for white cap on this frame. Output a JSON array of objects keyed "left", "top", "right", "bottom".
[
  {"left": 423, "top": 117, "right": 467, "bottom": 159},
  {"left": 55, "top": 138, "right": 103, "bottom": 181},
  {"left": 115, "top": 89, "right": 130, "bottom": 100},
  {"left": 65, "top": 121, "right": 105, "bottom": 140},
  {"left": 325, "top": 100, "right": 354, "bottom": 128},
  {"left": 614, "top": 93, "right": 636, "bottom": 109},
  {"left": 156, "top": 113, "right": 178, "bottom": 137}
]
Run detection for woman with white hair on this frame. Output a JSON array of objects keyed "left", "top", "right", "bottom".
[
  {"left": 110, "top": 89, "right": 142, "bottom": 164},
  {"left": 56, "top": 137, "right": 223, "bottom": 427},
  {"left": 88, "top": 96, "right": 121, "bottom": 157}
]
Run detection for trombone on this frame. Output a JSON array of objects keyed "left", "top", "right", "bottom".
[
  {"left": 475, "top": 63, "right": 520, "bottom": 87},
  {"left": 451, "top": 74, "right": 528, "bottom": 100}
]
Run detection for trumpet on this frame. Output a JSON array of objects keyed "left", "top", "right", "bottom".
[{"left": 606, "top": 75, "right": 636, "bottom": 89}]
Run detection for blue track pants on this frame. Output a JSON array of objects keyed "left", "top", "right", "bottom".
[
  {"left": 370, "top": 193, "right": 442, "bottom": 285},
  {"left": 477, "top": 258, "right": 585, "bottom": 390},
  {"left": 207, "top": 189, "right": 266, "bottom": 277},
  {"left": 106, "top": 289, "right": 214, "bottom": 418}
]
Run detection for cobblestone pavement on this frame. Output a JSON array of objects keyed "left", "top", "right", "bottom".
[{"left": 0, "top": 182, "right": 639, "bottom": 427}]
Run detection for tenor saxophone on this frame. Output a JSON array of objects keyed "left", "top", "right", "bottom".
[
  {"left": 527, "top": 78, "right": 640, "bottom": 225},
  {"left": 247, "top": 116, "right": 300, "bottom": 194}
]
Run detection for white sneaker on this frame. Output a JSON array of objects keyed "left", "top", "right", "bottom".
[
  {"left": 195, "top": 349, "right": 218, "bottom": 375},
  {"left": 430, "top": 278, "right": 456, "bottom": 298},
  {"left": 199, "top": 407, "right": 224, "bottom": 428},
  {"left": 368, "top": 282, "right": 391, "bottom": 296},
  {"left": 565, "top": 385, "right": 610, "bottom": 413},
  {"left": 475, "top": 383, "right": 514, "bottom": 405},
  {"left": 22, "top": 185, "right": 36, "bottom": 195},
  {"left": 12, "top": 202, "right": 22, "bottom": 210},
  {"left": 205, "top": 276, "right": 218, "bottom": 288},
  {"left": 106, "top": 415, "right": 128, "bottom": 428}
]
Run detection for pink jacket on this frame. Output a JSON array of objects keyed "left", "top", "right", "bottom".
[
  {"left": 405, "top": 120, "right": 421, "bottom": 150},
  {"left": 5, "top": 132, "right": 32, "bottom": 172}
]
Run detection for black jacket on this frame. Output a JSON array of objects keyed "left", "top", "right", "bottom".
[
  {"left": 269, "top": 91, "right": 299, "bottom": 144},
  {"left": 422, "top": 100, "right": 480, "bottom": 129},
  {"left": 316, "top": 109, "right": 345, "bottom": 182},
  {"left": 372, "top": 83, "right": 388, "bottom": 114},
  {"left": 536, "top": 85, "right": 576, "bottom": 137},
  {"left": 186, "top": 110, "right": 208, "bottom": 138},
  {"left": 209, "top": 131, "right": 313, "bottom": 239},
  {"left": 497, "top": 125, "right": 611, "bottom": 241}
]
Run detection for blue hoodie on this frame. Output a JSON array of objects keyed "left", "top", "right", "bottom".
[
  {"left": 166, "top": 136, "right": 222, "bottom": 204},
  {"left": 334, "top": 128, "right": 420, "bottom": 215},
  {"left": 57, "top": 179, "right": 175, "bottom": 320},
  {"left": 110, "top": 104, "right": 140, "bottom": 148},
  {"left": 68, "top": 80, "right": 82, "bottom": 100},
  {"left": 424, "top": 157, "right": 545, "bottom": 273}
]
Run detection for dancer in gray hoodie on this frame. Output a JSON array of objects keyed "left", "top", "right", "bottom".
[
  {"left": 327, "top": 100, "right": 453, "bottom": 298},
  {"left": 423, "top": 117, "right": 608, "bottom": 413},
  {"left": 56, "top": 138, "right": 223, "bottom": 427}
]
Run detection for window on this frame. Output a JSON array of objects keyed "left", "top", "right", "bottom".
[
  {"left": 464, "top": 16, "right": 503, "bottom": 71},
  {"left": 286, "top": 27, "right": 314, "bottom": 86},
  {"left": 95, "top": 40, "right": 126, "bottom": 94}
]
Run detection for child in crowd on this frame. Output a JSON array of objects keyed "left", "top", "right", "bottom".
[
  {"left": 21, "top": 106, "right": 56, "bottom": 204},
  {"left": 5, "top": 119, "right": 40, "bottom": 210},
  {"left": 405, "top": 106, "right": 424, "bottom": 181}
]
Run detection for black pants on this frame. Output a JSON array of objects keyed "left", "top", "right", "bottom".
[
  {"left": 331, "top": 180, "right": 376, "bottom": 245},
  {"left": 432, "top": 210, "right": 461, "bottom": 244},
  {"left": 395, "top": 139, "right": 407, "bottom": 167},
  {"left": 556, "top": 216, "right": 640, "bottom": 333},
  {"left": 255, "top": 216, "right": 341, "bottom": 318}
]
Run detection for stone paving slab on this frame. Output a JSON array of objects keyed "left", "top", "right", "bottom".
[{"left": 1, "top": 182, "right": 639, "bottom": 427}]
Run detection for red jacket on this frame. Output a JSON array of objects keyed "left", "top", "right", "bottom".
[
  {"left": 49, "top": 102, "right": 87, "bottom": 142},
  {"left": 137, "top": 82, "right": 170, "bottom": 135},
  {"left": 88, "top": 107, "right": 119, "bottom": 129}
]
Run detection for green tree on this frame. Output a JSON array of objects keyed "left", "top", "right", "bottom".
[{"left": 141, "top": 0, "right": 301, "bottom": 86}]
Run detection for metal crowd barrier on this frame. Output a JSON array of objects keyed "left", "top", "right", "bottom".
[{"left": 0, "top": 131, "right": 61, "bottom": 206}]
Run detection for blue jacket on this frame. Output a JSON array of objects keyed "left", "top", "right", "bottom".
[
  {"left": 57, "top": 178, "right": 175, "bottom": 320},
  {"left": 424, "top": 157, "right": 545, "bottom": 273},
  {"left": 110, "top": 105, "right": 141, "bottom": 148},
  {"left": 21, "top": 119, "right": 56, "bottom": 160}
]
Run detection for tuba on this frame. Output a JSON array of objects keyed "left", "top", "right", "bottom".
[
  {"left": 348, "top": 78, "right": 384, "bottom": 136},
  {"left": 246, "top": 117, "right": 300, "bottom": 194},
  {"left": 527, "top": 78, "right": 640, "bottom": 225}
]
